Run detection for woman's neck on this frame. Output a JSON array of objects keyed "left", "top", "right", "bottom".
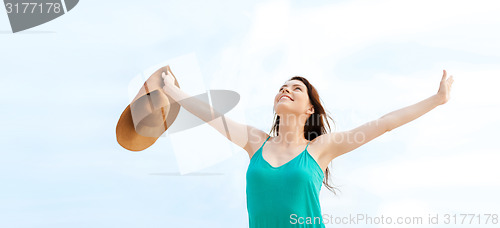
[{"left": 275, "top": 114, "right": 309, "bottom": 146}]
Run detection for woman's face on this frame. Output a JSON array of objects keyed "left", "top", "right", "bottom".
[{"left": 274, "top": 79, "right": 313, "bottom": 117}]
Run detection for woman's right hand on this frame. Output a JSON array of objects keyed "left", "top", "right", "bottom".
[{"left": 161, "top": 67, "right": 176, "bottom": 94}]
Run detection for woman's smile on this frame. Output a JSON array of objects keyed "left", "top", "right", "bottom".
[{"left": 279, "top": 96, "right": 293, "bottom": 101}]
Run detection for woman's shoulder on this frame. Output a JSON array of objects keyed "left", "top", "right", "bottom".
[{"left": 244, "top": 130, "right": 271, "bottom": 160}]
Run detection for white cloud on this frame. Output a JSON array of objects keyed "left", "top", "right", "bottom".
[
  {"left": 347, "top": 149, "right": 500, "bottom": 197},
  {"left": 377, "top": 199, "right": 433, "bottom": 228}
]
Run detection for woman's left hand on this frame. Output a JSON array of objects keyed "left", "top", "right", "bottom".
[{"left": 436, "top": 69, "right": 454, "bottom": 105}]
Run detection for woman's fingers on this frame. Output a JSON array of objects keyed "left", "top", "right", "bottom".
[
  {"left": 162, "top": 66, "right": 176, "bottom": 89},
  {"left": 442, "top": 69, "right": 447, "bottom": 81},
  {"left": 161, "top": 70, "right": 175, "bottom": 86},
  {"left": 448, "top": 75, "right": 454, "bottom": 87}
]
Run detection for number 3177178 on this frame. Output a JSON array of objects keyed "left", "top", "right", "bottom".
[{"left": 5, "top": 2, "right": 62, "bottom": 14}]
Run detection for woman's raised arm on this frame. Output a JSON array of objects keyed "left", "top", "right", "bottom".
[
  {"left": 162, "top": 71, "right": 268, "bottom": 159},
  {"left": 316, "top": 69, "right": 454, "bottom": 161}
]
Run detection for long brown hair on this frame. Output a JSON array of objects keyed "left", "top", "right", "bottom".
[{"left": 269, "top": 76, "right": 341, "bottom": 195}]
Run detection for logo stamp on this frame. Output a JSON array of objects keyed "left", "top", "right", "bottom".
[{"left": 3, "top": 0, "right": 79, "bottom": 33}]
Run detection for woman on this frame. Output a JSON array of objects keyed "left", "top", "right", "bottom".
[{"left": 161, "top": 69, "right": 454, "bottom": 227}]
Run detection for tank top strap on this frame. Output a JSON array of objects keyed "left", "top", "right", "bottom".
[
  {"left": 264, "top": 135, "right": 271, "bottom": 144},
  {"left": 260, "top": 135, "right": 271, "bottom": 149},
  {"left": 305, "top": 141, "right": 310, "bottom": 150}
]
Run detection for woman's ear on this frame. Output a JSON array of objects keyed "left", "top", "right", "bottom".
[{"left": 307, "top": 106, "right": 314, "bottom": 115}]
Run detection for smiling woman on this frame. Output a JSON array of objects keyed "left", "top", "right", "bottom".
[
  {"left": 269, "top": 76, "right": 339, "bottom": 193},
  {"left": 244, "top": 76, "right": 338, "bottom": 228},
  {"left": 160, "top": 68, "right": 454, "bottom": 228}
]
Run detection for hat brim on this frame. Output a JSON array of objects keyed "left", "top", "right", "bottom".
[{"left": 116, "top": 65, "right": 181, "bottom": 151}]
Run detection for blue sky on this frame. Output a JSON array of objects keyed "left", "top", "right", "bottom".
[{"left": 1, "top": 0, "right": 499, "bottom": 227}]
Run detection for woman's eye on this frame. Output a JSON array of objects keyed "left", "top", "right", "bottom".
[{"left": 279, "top": 87, "right": 301, "bottom": 91}]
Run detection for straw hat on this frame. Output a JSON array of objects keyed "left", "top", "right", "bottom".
[{"left": 116, "top": 65, "right": 181, "bottom": 151}]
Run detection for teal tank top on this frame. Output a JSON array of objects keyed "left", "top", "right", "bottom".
[{"left": 246, "top": 135, "right": 325, "bottom": 227}]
